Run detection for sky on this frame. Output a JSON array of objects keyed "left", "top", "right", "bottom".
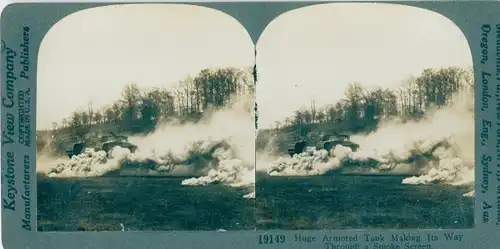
[
  {"left": 256, "top": 3, "right": 473, "bottom": 129},
  {"left": 37, "top": 4, "right": 254, "bottom": 130}
]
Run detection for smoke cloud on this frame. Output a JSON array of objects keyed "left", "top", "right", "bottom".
[
  {"left": 39, "top": 96, "right": 256, "bottom": 197},
  {"left": 259, "top": 91, "right": 474, "bottom": 196}
]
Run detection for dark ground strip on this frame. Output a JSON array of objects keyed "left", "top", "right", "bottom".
[
  {"left": 255, "top": 175, "right": 474, "bottom": 230},
  {"left": 37, "top": 176, "right": 255, "bottom": 231}
]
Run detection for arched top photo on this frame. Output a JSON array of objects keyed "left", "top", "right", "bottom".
[
  {"left": 35, "top": 3, "right": 256, "bottom": 232},
  {"left": 255, "top": 2, "right": 474, "bottom": 231}
]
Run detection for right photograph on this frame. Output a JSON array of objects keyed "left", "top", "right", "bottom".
[{"left": 255, "top": 3, "right": 475, "bottom": 230}]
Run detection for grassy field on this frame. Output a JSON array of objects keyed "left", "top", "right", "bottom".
[
  {"left": 37, "top": 176, "right": 255, "bottom": 231},
  {"left": 255, "top": 175, "right": 474, "bottom": 230},
  {"left": 37, "top": 174, "right": 473, "bottom": 231}
]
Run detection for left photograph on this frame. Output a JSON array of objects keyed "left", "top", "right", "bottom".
[{"left": 36, "top": 4, "right": 256, "bottom": 231}]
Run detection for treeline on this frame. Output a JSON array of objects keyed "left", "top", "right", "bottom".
[
  {"left": 273, "top": 67, "right": 474, "bottom": 134},
  {"left": 40, "top": 67, "right": 254, "bottom": 153}
]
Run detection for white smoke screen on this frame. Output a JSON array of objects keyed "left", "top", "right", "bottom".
[
  {"left": 259, "top": 91, "right": 474, "bottom": 197},
  {"left": 39, "top": 97, "right": 256, "bottom": 197}
]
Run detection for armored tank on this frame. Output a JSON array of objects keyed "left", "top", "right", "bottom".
[
  {"left": 65, "top": 132, "right": 138, "bottom": 159},
  {"left": 65, "top": 142, "right": 86, "bottom": 159},
  {"left": 319, "top": 133, "right": 359, "bottom": 153},
  {"left": 285, "top": 130, "right": 307, "bottom": 157},
  {"left": 286, "top": 131, "right": 359, "bottom": 157}
]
